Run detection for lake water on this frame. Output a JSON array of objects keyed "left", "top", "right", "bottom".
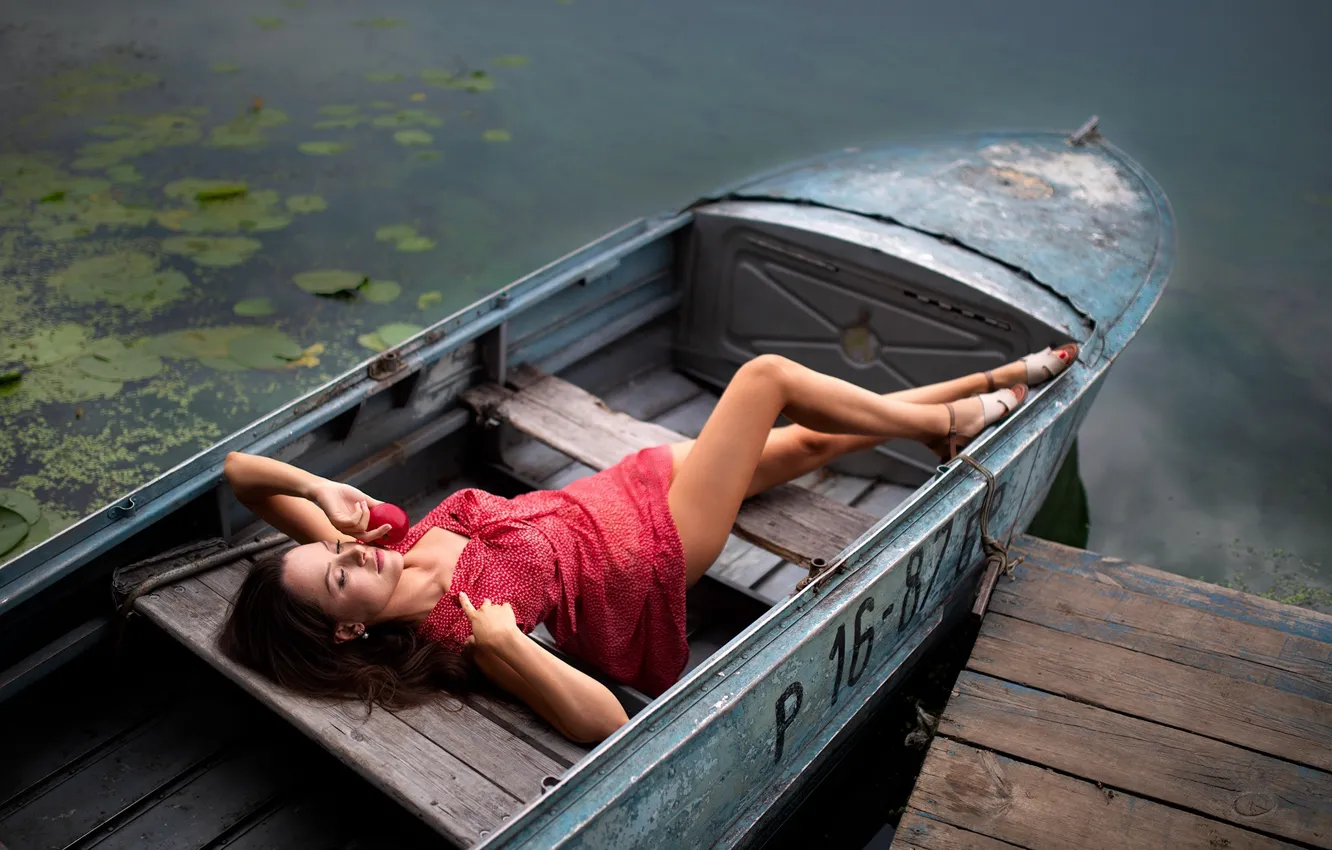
[{"left": 1, "top": 0, "right": 1328, "bottom": 838}]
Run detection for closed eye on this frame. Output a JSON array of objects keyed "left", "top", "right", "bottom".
[{"left": 338, "top": 569, "right": 346, "bottom": 589}]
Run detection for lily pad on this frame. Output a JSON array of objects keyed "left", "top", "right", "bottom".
[
  {"left": 375, "top": 224, "right": 417, "bottom": 242},
  {"left": 3, "top": 324, "right": 89, "bottom": 367},
  {"left": 165, "top": 179, "right": 247, "bottom": 201},
  {"left": 393, "top": 129, "right": 432, "bottom": 146},
  {"left": 371, "top": 109, "right": 441, "bottom": 128},
  {"left": 355, "top": 17, "right": 406, "bottom": 28},
  {"left": 74, "top": 339, "right": 163, "bottom": 381},
  {"left": 313, "top": 116, "right": 365, "bottom": 129},
  {"left": 319, "top": 104, "right": 360, "bottom": 117},
  {"left": 0, "top": 508, "right": 28, "bottom": 558},
  {"left": 234, "top": 297, "right": 276, "bottom": 316},
  {"left": 252, "top": 16, "right": 285, "bottom": 29},
  {"left": 493, "top": 54, "right": 529, "bottom": 68},
  {"left": 395, "top": 235, "right": 436, "bottom": 252},
  {"left": 158, "top": 182, "right": 291, "bottom": 234},
  {"left": 15, "top": 363, "right": 123, "bottom": 403},
  {"left": 207, "top": 107, "right": 290, "bottom": 148},
  {"left": 0, "top": 489, "right": 42, "bottom": 525},
  {"left": 417, "top": 291, "right": 442, "bottom": 309},
  {"left": 365, "top": 72, "right": 404, "bottom": 83},
  {"left": 360, "top": 279, "right": 401, "bottom": 304},
  {"left": 162, "top": 235, "right": 263, "bottom": 267},
  {"left": 298, "top": 140, "right": 350, "bottom": 155},
  {"left": 50, "top": 252, "right": 190, "bottom": 312},
  {"left": 420, "top": 68, "right": 494, "bottom": 92},
  {"left": 9, "top": 514, "right": 53, "bottom": 559},
  {"left": 141, "top": 327, "right": 256, "bottom": 365},
  {"left": 483, "top": 129, "right": 511, "bottom": 142},
  {"left": 105, "top": 163, "right": 143, "bottom": 184},
  {"left": 72, "top": 113, "right": 202, "bottom": 169},
  {"left": 293, "top": 269, "right": 367, "bottom": 295},
  {"left": 409, "top": 92, "right": 427, "bottom": 102},
  {"left": 212, "top": 62, "right": 241, "bottom": 73},
  {"left": 285, "top": 194, "right": 327, "bottom": 213},
  {"left": 227, "top": 329, "right": 304, "bottom": 369},
  {"left": 358, "top": 322, "right": 423, "bottom": 352}
]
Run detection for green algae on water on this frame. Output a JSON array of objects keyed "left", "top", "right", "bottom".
[
  {"left": 233, "top": 297, "right": 275, "bottom": 317},
  {"left": 355, "top": 18, "right": 406, "bottom": 28},
  {"left": 393, "top": 129, "right": 432, "bottom": 146},
  {"left": 0, "top": 489, "right": 42, "bottom": 525},
  {"left": 493, "top": 55, "right": 530, "bottom": 68},
  {"left": 41, "top": 63, "right": 160, "bottom": 116},
  {"left": 417, "top": 291, "right": 442, "bottom": 309},
  {"left": 298, "top": 141, "right": 350, "bottom": 155},
  {"left": 252, "top": 16, "right": 285, "bottom": 29},
  {"left": 483, "top": 129, "right": 512, "bottom": 142},
  {"left": 313, "top": 117, "right": 365, "bottom": 129},
  {"left": 3, "top": 324, "right": 89, "bottom": 368},
  {"left": 161, "top": 235, "right": 263, "bottom": 267}
]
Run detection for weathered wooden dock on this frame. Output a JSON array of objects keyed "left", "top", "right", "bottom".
[{"left": 891, "top": 536, "right": 1332, "bottom": 850}]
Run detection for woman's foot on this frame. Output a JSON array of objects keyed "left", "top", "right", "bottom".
[
  {"left": 928, "top": 385, "right": 1028, "bottom": 461},
  {"left": 981, "top": 344, "right": 1079, "bottom": 391}
]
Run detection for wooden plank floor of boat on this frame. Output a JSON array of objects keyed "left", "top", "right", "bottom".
[
  {"left": 890, "top": 536, "right": 1332, "bottom": 850},
  {"left": 125, "top": 359, "right": 919, "bottom": 848}
]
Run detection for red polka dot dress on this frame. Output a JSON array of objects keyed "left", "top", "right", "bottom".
[{"left": 381, "top": 445, "right": 688, "bottom": 697}]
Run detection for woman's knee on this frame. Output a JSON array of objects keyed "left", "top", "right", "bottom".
[{"left": 736, "top": 353, "right": 793, "bottom": 387}]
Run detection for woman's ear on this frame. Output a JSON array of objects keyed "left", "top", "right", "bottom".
[{"left": 333, "top": 622, "right": 364, "bottom": 643}]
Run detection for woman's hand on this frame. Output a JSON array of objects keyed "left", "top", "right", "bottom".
[
  {"left": 459, "top": 592, "right": 520, "bottom": 651},
  {"left": 309, "top": 481, "right": 391, "bottom": 542}
]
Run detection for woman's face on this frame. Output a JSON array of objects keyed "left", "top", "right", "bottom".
[{"left": 281, "top": 540, "right": 405, "bottom": 633}]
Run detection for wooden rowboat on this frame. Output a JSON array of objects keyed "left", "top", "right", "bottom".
[{"left": 2, "top": 121, "right": 1174, "bottom": 848}]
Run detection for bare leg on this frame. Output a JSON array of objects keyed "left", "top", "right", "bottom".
[
  {"left": 670, "top": 358, "right": 1030, "bottom": 498},
  {"left": 667, "top": 355, "right": 1017, "bottom": 584}
]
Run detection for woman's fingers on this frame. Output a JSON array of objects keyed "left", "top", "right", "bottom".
[
  {"left": 356, "top": 523, "right": 391, "bottom": 542},
  {"left": 458, "top": 591, "right": 476, "bottom": 616}
]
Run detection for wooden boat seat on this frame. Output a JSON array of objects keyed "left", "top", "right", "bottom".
[
  {"left": 463, "top": 364, "right": 882, "bottom": 569},
  {"left": 133, "top": 548, "right": 591, "bottom": 848}
]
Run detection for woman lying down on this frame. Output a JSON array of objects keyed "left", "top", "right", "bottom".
[{"left": 221, "top": 347, "right": 1076, "bottom": 743}]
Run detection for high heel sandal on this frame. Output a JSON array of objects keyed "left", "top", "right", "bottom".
[
  {"left": 1022, "top": 344, "right": 1079, "bottom": 386},
  {"left": 928, "top": 386, "right": 1028, "bottom": 462}
]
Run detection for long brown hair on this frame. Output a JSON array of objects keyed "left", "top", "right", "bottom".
[{"left": 219, "top": 548, "right": 474, "bottom": 709}]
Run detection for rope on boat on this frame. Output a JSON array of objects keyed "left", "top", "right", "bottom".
[
  {"left": 115, "top": 532, "right": 289, "bottom": 620},
  {"left": 957, "top": 454, "right": 1024, "bottom": 618}
]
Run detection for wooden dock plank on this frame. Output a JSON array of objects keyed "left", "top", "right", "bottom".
[
  {"left": 463, "top": 372, "right": 878, "bottom": 568},
  {"left": 972, "top": 614, "right": 1332, "bottom": 771},
  {"left": 941, "top": 671, "right": 1332, "bottom": 847},
  {"left": 992, "top": 561, "right": 1332, "bottom": 700},
  {"left": 894, "top": 813, "right": 1028, "bottom": 850},
  {"left": 1014, "top": 537, "right": 1332, "bottom": 645},
  {"left": 137, "top": 577, "right": 519, "bottom": 847},
  {"left": 902, "top": 742, "right": 1301, "bottom": 850}
]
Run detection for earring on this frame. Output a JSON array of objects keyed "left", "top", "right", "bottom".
[{"left": 361, "top": 629, "right": 369, "bottom": 639}]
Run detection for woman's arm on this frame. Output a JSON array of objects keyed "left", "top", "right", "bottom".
[
  {"left": 461, "top": 594, "right": 628, "bottom": 744},
  {"left": 223, "top": 452, "right": 352, "bottom": 544}
]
